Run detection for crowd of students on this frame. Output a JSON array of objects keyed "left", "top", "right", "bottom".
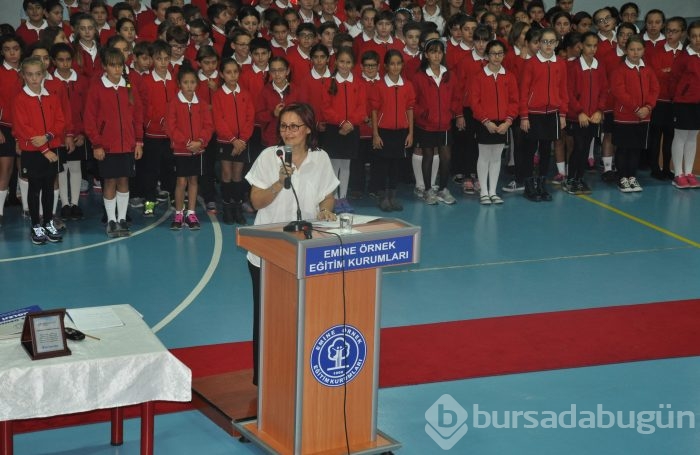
[{"left": 0, "top": 0, "right": 698, "bottom": 244}]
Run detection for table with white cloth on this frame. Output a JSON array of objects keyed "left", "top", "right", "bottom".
[{"left": 0, "top": 304, "right": 192, "bottom": 455}]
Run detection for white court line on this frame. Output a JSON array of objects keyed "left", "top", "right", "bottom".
[
  {"left": 384, "top": 245, "right": 691, "bottom": 274},
  {"left": 151, "top": 209, "right": 224, "bottom": 333},
  {"left": 0, "top": 209, "right": 172, "bottom": 263}
]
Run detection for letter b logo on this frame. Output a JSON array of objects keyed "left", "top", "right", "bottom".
[{"left": 425, "top": 394, "right": 469, "bottom": 450}]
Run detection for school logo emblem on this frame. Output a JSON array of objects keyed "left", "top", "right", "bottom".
[{"left": 310, "top": 324, "right": 367, "bottom": 387}]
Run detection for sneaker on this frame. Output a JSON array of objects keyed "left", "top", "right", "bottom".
[
  {"left": 462, "top": 178, "right": 475, "bottom": 194},
  {"left": 44, "top": 220, "right": 63, "bottom": 242},
  {"left": 601, "top": 170, "right": 617, "bottom": 183},
  {"left": 424, "top": 188, "right": 438, "bottom": 205},
  {"left": 31, "top": 225, "right": 48, "bottom": 245},
  {"left": 129, "top": 197, "right": 144, "bottom": 208},
  {"left": 143, "top": 200, "right": 156, "bottom": 217},
  {"left": 92, "top": 178, "right": 102, "bottom": 192},
  {"left": 452, "top": 174, "right": 465, "bottom": 184},
  {"left": 185, "top": 212, "right": 201, "bottom": 230},
  {"left": 552, "top": 173, "right": 566, "bottom": 185},
  {"left": 436, "top": 188, "right": 456, "bottom": 205},
  {"left": 118, "top": 219, "right": 130, "bottom": 236},
  {"left": 479, "top": 195, "right": 492, "bottom": 205},
  {"left": 618, "top": 177, "right": 633, "bottom": 193},
  {"left": 472, "top": 176, "right": 481, "bottom": 193},
  {"left": 80, "top": 179, "right": 89, "bottom": 195},
  {"left": 502, "top": 180, "right": 525, "bottom": 193},
  {"left": 685, "top": 174, "right": 699, "bottom": 188},
  {"left": 70, "top": 204, "right": 84, "bottom": 220},
  {"left": 206, "top": 201, "right": 217, "bottom": 213},
  {"left": 490, "top": 194, "right": 504, "bottom": 204},
  {"left": 51, "top": 217, "right": 66, "bottom": 231},
  {"left": 562, "top": 178, "right": 577, "bottom": 195},
  {"left": 628, "top": 176, "right": 643, "bottom": 192},
  {"left": 171, "top": 212, "right": 184, "bottom": 230},
  {"left": 414, "top": 186, "right": 425, "bottom": 198},
  {"left": 672, "top": 175, "right": 689, "bottom": 189},
  {"left": 577, "top": 179, "right": 592, "bottom": 195},
  {"left": 156, "top": 190, "right": 169, "bottom": 202},
  {"left": 106, "top": 220, "right": 119, "bottom": 238},
  {"left": 60, "top": 205, "right": 72, "bottom": 219}
]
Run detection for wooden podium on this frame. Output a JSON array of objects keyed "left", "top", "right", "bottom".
[{"left": 235, "top": 217, "right": 420, "bottom": 455}]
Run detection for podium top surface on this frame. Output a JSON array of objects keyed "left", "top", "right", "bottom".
[{"left": 237, "top": 217, "right": 421, "bottom": 278}]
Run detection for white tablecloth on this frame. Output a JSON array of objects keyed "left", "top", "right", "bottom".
[{"left": 0, "top": 305, "right": 191, "bottom": 421}]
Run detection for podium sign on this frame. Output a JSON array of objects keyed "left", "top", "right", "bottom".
[
  {"left": 236, "top": 218, "right": 420, "bottom": 455},
  {"left": 21, "top": 309, "right": 71, "bottom": 360}
]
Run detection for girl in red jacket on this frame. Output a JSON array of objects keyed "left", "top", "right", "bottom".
[
  {"left": 668, "top": 20, "right": 700, "bottom": 189},
  {"left": 370, "top": 50, "right": 415, "bottom": 212},
  {"left": 413, "top": 38, "right": 462, "bottom": 205},
  {"left": 166, "top": 64, "right": 214, "bottom": 230},
  {"left": 610, "top": 35, "right": 660, "bottom": 193},
  {"left": 470, "top": 40, "right": 518, "bottom": 205},
  {"left": 565, "top": 32, "right": 608, "bottom": 195},
  {"left": 212, "top": 59, "right": 256, "bottom": 225},
  {"left": 321, "top": 46, "right": 367, "bottom": 213},
  {"left": 71, "top": 13, "right": 102, "bottom": 79},
  {"left": 84, "top": 47, "right": 144, "bottom": 237},
  {"left": 12, "top": 56, "right": 65, "bottom": 244},
  {"left": 0, "top": 35, "right": 23, "bottom": 225}
]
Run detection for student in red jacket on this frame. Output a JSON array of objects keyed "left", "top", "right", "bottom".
[
  {"left": 518, "top": 27, "right": 568, "bottom": 202},
  {"left": 359, "top": 11, "right": 404, "bottom": 76},
  {"left": 165, "top": 64, "right": 213, "bottom": 230},
  {"left": 91, "top": 1, "right": 116, "bottom": 46},
  {"left": 642, "top": 9, "right": 666, "bottom": 59},
  {"left": 286, "top": 23, "right": 316, "bottom": 82},
  {"left": 71, "top": 13, "right": 102, "bottom": 79},
  {"left": 212, "top": 59, "right": 256, "bottom": 225},
  {"left": 564, "top": 32, "right": 607, "bottom": 195},
  {"left": 321, "top": 46, "right": 366, "bottom": 213},
  {"left": 138, "top": 40, "right": 177, "bottom": 216},
  {"left": 84, "top": 47, "right": 144, "bottom": 237},
  {"left": 139, "top": 0, "right": 173, "bottom": 43},
  {"left": 370, "top": 50, "right": 415, "bottom": 211},
  {"left": 610, "top": 35, "right": 660, "bottom": 193},
  {"left": 668, "top": 20, "right": 700, "bottom": 189},
  {"left": 13, "top": 56, "right": 65, "bottom": 244},
  {"left": 15, "top": 0, "right": 48, "bottom": 46},
  {"left": 470, "top": 40, "right": 518, "bottom": 205},
  {"left": 413, "top": 38, "right": 462, "bottom": 205}
]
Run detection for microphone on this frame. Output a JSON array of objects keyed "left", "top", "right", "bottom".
[{"left": 276, "top": 147, "right": 313, "bottom": 239}]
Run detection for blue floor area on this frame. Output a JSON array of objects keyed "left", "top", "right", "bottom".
[{"left": 2, "top": 170, "right": 700, "bottom": 454}]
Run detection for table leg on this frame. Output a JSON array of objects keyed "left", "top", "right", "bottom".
[
  {"left": 1, "top": 420, "right": 12, "bottom": 455},
  {"left": 111, "top": 408, "right": 124, "bottom": 445},
  {"left": 140, "top": 402, "right": 155, "bottom": 455}
]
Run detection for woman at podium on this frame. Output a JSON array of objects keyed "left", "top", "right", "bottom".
[{"left": 245, "top": 102, "right": 340, "bottom": 385}]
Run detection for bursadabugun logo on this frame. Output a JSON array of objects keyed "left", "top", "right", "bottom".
[{"left": 424, "top": 394, "right": 469, "bottom": 450}]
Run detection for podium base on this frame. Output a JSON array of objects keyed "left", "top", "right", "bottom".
[
  {"left": 191, "top": 370, "right": 258, "bottom": 436},
  {"left": 233, "top": 418, "right": 401, "bottom": 455}
]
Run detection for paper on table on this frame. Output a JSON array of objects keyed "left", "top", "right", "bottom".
[
  {"left": 67, "top": 307, "right": 125, "bottom": 331},
  {"left": 314, "top": 214, "right": 382, "bottom": 229}
]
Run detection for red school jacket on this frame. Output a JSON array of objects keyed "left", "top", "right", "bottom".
[
  {"left": 211, "top": 84, "right": 255, "bottom": 144},
  {"left": 0, "top": 64, "right": 23, "bottom": 128},
  {"left": 321, "top": 75, "right": 367, "bottom": 127},
  {"left": 72, "top": 42, "right": 103, "bottom": 80},
  {"left": 369, "top": 76, "right": 416, "bottom": 130},
  {"left": 139, "top": 71, "right": 178, "bottom": 138},
  {"left": 610, "top": 59, "right": 660, "bottom": 124},
  {"left": 668, "top": 49, "right": 700, "bottom": 104},
  {"left": 518, "top": 53, "right": 569, "bottom": 119},
  {"left": 12, "top": 87, "right": 66, "bottom": 152},
  {"left": 53, "top": 69, "right": 90, "bottom": 136},
  {"left": 83, "top": 75, "right": 144, "bottom": 152},
  {"left": 469, "top": 65, "right": 518, "bottom": 124},
  {"left": 255, "top": 82, "right": 307, "bottom": 146},
  {"left": 412, "top": 67, "right": 462, "bottom": 132},
  {"left": 647, "top": 44, "right": 683, "bottom": 102},
  {"left": 165, "top": 92, "right": 214, "bottom": 155},
  {"left": 566, "top": 57, "right": 609, "bottom": 121},
  {"left": 456, "top": 50, "right": 488, "bottom": 109},
  {"left": 196, "top": 71, "right": 222, "bottom": 107}
]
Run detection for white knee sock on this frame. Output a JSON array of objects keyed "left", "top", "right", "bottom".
[
  {"left": 602, "top": 156, "right": 613, "bottom": 172},
  {"left": 0, "top": 189, "right": 7, "bottom": 215},
  {"left": 19, "top": 177, "right": 28, "bottom": 212},
  {"left": 104, "top": 197, "right": 117, "bottom": 222},
  {"left": 488, "top": 147, "right": 502, "bottom": 196},
  {"left": 116, "top": 191, "right": 129, "bottom": 221},
  {"left": 477, "top": 145, "right": 490, "bottom": 197},
  {"left": 477, "top": 144, "right": 503, "bottom": 196},
  {"left": 68, "top": 161, "right": 82, "bottom": 205},
  {"left": 52, "top": 189, "right": 59, "bottom": 215},
  {"left": 58, "top": 170, "right": 69, "bottom": 207},
  {"left": 412, "top": 153, "right": 423, "bottom": 190},
  {"left": 671, "top": 129, "right": 687, "bottom": 176},
  {"left": 683, "top": 130, "right": 698, "bottom": 176},
  {"left": 431, "top": 155, "right": 439, "bottom": 188}
]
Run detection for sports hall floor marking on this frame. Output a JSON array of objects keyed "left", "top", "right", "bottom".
[
  {"left": 151, "top": 209, "right": 223, "bottom": 333},
  {"left": 0, "top": 209, "right": 172, "bottom": 263}
]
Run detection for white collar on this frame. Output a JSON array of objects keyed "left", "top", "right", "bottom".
[
  {"left": 79, "top": 40, "right": 97, "bottom": 57},
  {"left": 311, "top": 67, "right": 331, "bottom": 79},
  {"left": 426, "top": 65, "right": 447, "bottom": 78},
  {"left": 403, "top": 46, "right": 420, "bottom": 57},
  {"left": 624, "top": 58, "right": 645, "bottom": 69},
  {"left": 472, "top": 49, "right": 486, "bottom": 61},
  {"left": 274, "top": 0, "right": 290, "bottom": 7},
  {"left": 373, "top": 35, "right": 394, "bottom": 45},
  {"left": 99, "top": 22, "right": 111, "bottom": 31},
  {"left": 459, "top": 41, "right": 472, "bottom": 51},
  {"left": 299, "top": 10, "right": 315, "bottom": 22},
  {"left": 253, "top": 64, "right": 269, "bottom": 74},
  {"left": 296, "top": 47, "right": 310, "bottom": 60},
  {"left": 273, "top": 82, "right": 289, "bottom": 96},
  {"left": 53, "top": 69, "right": 78, "bottom": 82},
  {"left": 484, "top": 65, "right": 505, "bottom": 77},
  {"left": 198, "top": 69, "right": 218, "bottom": 81},
  {"left": 234, "top": 54, "right": 252, "bottom": 66},
  {"left": 44, "top": 72, "right": 54, "bottom": 81},
  {"left": 536, "top": 51, "right": 556, "bottom": 63},
  {"left": 178, "top": 91, "right": 199, "bottom": 104},
  {"left": 579, "top": 56, "right": 598, "bottom": 70},
  {"left": 170, "top": 56, "right": 184, "bottom": 66},
  {"left": 362, "top": 73, "right": 379, "bottom": 82},
  {"left": 102, "top": 74, "right": 126, "bottom": 88},
  {"left": 195, "top": 38, "right": 214, "bottom": 49},
  {"left": 597, "top": 31, "right": 616, "bottom": 43},
  {"left": 361, "top": 31, "right": 373, "bottom": 42},
  {"left": 23, "top": 84, "right": 49, "bottom": 97},
  {"left": 212, "top": 24, "right": 225, "bottom": 35},
  {"left": 643, "top": 32, "right": 665, "bottom": 44},
  {"left": 222, "top": 83, "right": 240, "bottom": 95},
  {"left": 688, "top": 47, "right": 699, "bottom": 56},
  {"left": 3, "top": 61, "right": 19, "bottom": 71},
  {"left": 271, "top": 37, "right": 293, "bottom": 49},
  {"left": 134, "top": 3, "right": 148, "bottom": 14},
  {"left": 449, "top": 37, "right": 460, "bottom": 46},
  {"left": 514, "top": 46, "right": 521, "bottom": 56},
  {"left": 616, "top": 46, "right": 625, "bottom": 57},
  {"left": 664, "top": 42, "right": 682, "bottom": 53},
  {"left": 26, "top": 20, "right": 48, "bottom": 31},
  {"left": 384, "top": 74, "right": 404, "bottom": 86},
  {"left": 422, "top": 5, "right": 441, "bottom": 18},
  {"left": 130, "top": 62, "right": 150, "bottom": 75},
  {"left": 152, "top": 71, "right": 172, "bottom": 82},
  {"left": 335, "top": 72, "right": 353, "bottom": 83}
]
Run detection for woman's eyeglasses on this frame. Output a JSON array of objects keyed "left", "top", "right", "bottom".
[{"left": 280, "top": 123, "right": 304, "bottom": 132}]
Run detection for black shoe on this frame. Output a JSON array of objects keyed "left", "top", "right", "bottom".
[
  {"left": 106, "top": 220, "right": 119, "bottom": 238},
  {"left": 524, "top": 177, "right": 541, "bottom": 202},
  {"left": 118, "top": 219, "right": 130, "bottom": 236},
  {"left": 44, "top": 220, "right": 63, "bottom": 242},
  {"left": 222, "top": 202, "right": 235, "bottom": 225},
  {"left": 233, "top": 202, "right": 247, "bottom": 225},
  {"left": 601, "top": 170, "right": 617, "bottom": 183},
  {"left": 70, "top": 204, "right": 84, "bottom": 220},
  {"left": 31, "top": 224, "right": 48, "bottom": 245},
  {"left": 537, "top": 177, "right": 552, "bottom": 201},
  {"left": 662, "top": 170, "right": 675, "bottom": 180},
  {"left": 650, "top": 169, "right": 665, "bottom": 181},
  {"left": 60, "top": 205, "right": 72, "bottom": 219},
  {"left": 577, "top": 179, "right": 592, "bottom": 194}
]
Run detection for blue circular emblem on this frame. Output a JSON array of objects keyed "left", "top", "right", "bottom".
[{"left": 310, "top": 324, "right": 367, "bottom": 387}]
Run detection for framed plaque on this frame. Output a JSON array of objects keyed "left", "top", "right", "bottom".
[{"left": 21, "top": 309, "right": 71, "bottom": 360}]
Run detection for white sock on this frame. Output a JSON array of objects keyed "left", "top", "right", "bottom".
[
  {"left": 53, "top": 189, "right": 59, "bottom": 215},
  {"left": 186, "top": 209, "right": 195, "bottom": 216},
  {"left": 0, "top": 189, "right": 7, "bottom": 215},
  {"left": 19, "top": 178, "right": 28, "bottom": 212},
  {"left": 67, "top": 161, "right": 82, "bottom": 205},
  {"left": 116, "top": 191, "right": 129, "bottom": 221},
  {"left": 104, "top": 197, "right": 117, "bottom": 222},
  {"left": 671, "top": 129, "right": 686, "bottom": 176},
  {"left": 588, "top": 139, "right": 595, "bottom": 159},
  {"left": 58, "top": 170, "right": 69, "bottom": 207},
  {"left": 477, "top": 145, "right": 490, "bottom": 197},
  {"left": 412, "top": 153, "right": 423, "bottom": 190},
  {"left": 331, "top": 159, "right": 350, "bottom": 199},
  {"left": 602, "top": 156, "right": 613, "bottom": 172},
  {"left": 431, "top": 155, "right": 439, "bottom": 188},
  {"left": 556, "top": 161, "right": 566, "bottom": 175}
]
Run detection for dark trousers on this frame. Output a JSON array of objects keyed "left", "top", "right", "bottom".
[
  {"left": 375, "top": 157, "right": 401, "bottom": 190},
  {"left": 647, "top": 123, "right": 674, "bottom": 172},
  {"left": 248, "top": 261, "right": 261, "bottom": 386},
  {"left": 616, "top": 147, "right": 641, "bottom": 178},
  {"left": 518, "top": 136, "right": 552, "bottom": 179},
  {"left": 28, "top": 174, "right": 55, "bottom": 226},
  {"left": 569, "top": 124, "right": 597, "bottom": 179},
  {"left": 138, "top": 137, "right": 175, "bottom": 201},
  {"left": 199, "top": 135, "right": 218, "bottom": 204}
]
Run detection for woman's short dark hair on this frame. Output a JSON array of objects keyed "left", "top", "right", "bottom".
[{"left": 278, "top": 103, "right": 318, "bottom": 149}]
